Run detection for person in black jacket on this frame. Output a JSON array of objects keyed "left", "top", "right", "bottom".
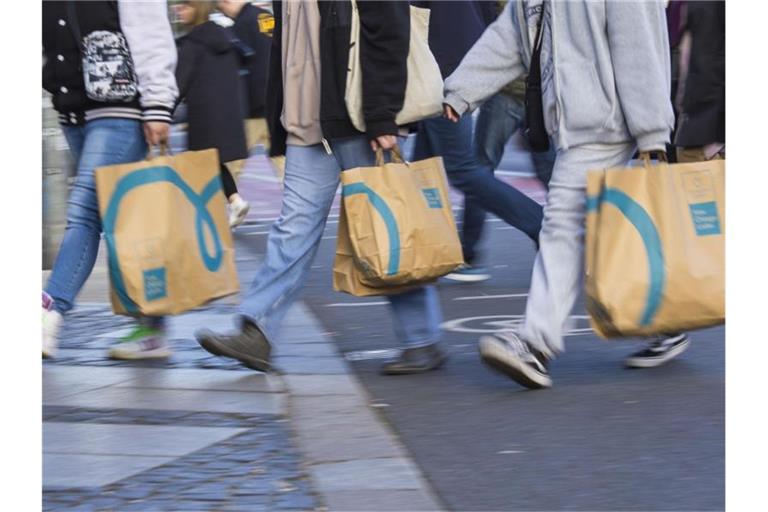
[
  {"left": 196, "top": 0, "right": 447, "bottom": 376},
  {"left": 176, "top": 0, "right": 250, "bottom": 227},
  {"left": 674, "top": 0, "right": 725, "bottom": 162},
  {"left": 217, "top": 0, "right": 284, "bottom": 181},
  {"left": 42, "top": 0, "right": 178, "bottom": 361}
]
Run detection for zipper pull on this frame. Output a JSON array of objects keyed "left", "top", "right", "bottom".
[{"left": 321, "top": 138, "right": 332, "bottom": 155}]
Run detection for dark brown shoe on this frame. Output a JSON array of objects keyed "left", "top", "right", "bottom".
[
  {"left": 380, "top": 343, "right": 448, "bottom": 376},
  {"left": 196, "top": 322, "right": 272, "bottom": 372}
]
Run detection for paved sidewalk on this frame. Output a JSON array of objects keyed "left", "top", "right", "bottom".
[{"left": 42, "top": 152, "right": 445, "bottom": 511}]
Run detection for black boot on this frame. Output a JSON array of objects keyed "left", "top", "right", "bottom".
[
  {"left": 196, "top": 322, "right": 272, "bottom": 372},
  {"left": 380, "top": 343, "right": 448, "bottom": 376}
]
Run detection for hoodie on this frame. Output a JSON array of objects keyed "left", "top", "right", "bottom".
[{"left": 444, "top": 0, "right": 674, "bottom": 152}]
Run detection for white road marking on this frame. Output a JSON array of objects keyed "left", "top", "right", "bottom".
[
  {"left": 344, "top": 349, "right": 399, "bottom": 361},
  {"left": 454, "top": 293, "right": 529, "bottom": 301},
  {"left": 441, "top": 314, "right": 592, "bottom": 336},
  {"left": 498, "top": 450, "right": 526, "bottom": 455},
  {"left": 326, "top": 302, "right": 388, "bottom": 307}
]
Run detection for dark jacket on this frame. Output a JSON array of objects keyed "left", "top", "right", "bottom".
[
  {"left": 231, "top": 3, "right": 273, "bottom": 119},
  {"left": 176, "top": 22, "right": 247, "bottom": 163},
  {"left": 42, "top": 0, "right": 177, "bottom": 126},
  {"left": 675, "top": 1, "right": 725, "bottom": 147},
  {"left": 266, "top": 0, "right": 410, "bottom": 157},
  {"left": 412, "top": 1, "right": 497, "bottom": 79}
]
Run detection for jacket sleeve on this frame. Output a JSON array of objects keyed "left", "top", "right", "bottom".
[
  {"left": 174, "top": 41, "right": 197, "bottom": 106},
  {"left": 606, "top": 0, "right": 674, "bottom": 152},
  {"left": 356, "top": 0, "right": 410, "bottom": 139},
  {"left": 119, "top": 0, "right": 179, "bottom": 123},
  {"left": 443, "top": 1, "right": 525, "bottom": 116}
]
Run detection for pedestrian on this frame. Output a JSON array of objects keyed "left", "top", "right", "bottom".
[
  {"left": 175, "top": 0, "right": 251, "bottom": 228},
  {"left": 412, "top": 0, "right": 546, "bottom": 284},
  {"left": 216, "top": 0, "right": 286, "bottom": 181},
  {"left": 195, "top": 0, "right": 447, "bottom": 375},
  {"left": 673, "top": 0, "right": 725, "bottom": 163},
  {"left": 42, "top": 0, "right": 178, "bottom": 359},
  {"left": 444, "top": 0, "right": 685, "bottom": 388}
]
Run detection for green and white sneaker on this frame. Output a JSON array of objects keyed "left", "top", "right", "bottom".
[{"left": 108, "top": 325, "right": 171, "bottom": 360}]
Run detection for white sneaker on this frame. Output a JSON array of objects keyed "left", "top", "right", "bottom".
[
  {"left": 229, "top": 197, "right": 250, "bottom": 228},
  {"left": 42, "top": 308, "right": 62, "bottom": 359},
  {"left": 108, "top": 326, "right": 172, "bottom": 360}
]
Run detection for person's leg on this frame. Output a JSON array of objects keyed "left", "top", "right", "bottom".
[
  {"left": 221, "top": 163, "right": 250, "bottom": 228},
  {"left": 423, "top": 116, "right": 544, "bottom": 244},
  {"left": 479, "top": 143, "right": 636, "bottom": 389},
  {"left": 197, "top": 143, "right": 340, "bottom": 371},
  {"left": 475, "top": 93, "right": 525, "bottom": 170},
  {"left": 45, "top": 119, "right": 147, "bottom": 315},
  {"left": 331, "top": 136, "right": 446, "bottom": 374}
]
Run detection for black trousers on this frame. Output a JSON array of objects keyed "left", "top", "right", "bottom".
[{"left": 220, "top": 164, "right": 238, "bottom": 198}]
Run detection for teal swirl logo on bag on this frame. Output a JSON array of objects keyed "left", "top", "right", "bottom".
[{"left": 102, "top": 165, "right": 224, "bottom": 314}]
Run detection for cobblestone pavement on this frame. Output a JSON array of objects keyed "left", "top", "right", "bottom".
[
  {"left": 43, "top": 408, "right": 316, "bottom": 511},
  {"left": 43, "top": 306, "right": 322, "bottom": 511}
]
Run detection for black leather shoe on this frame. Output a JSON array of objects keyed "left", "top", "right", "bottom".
[
  {"left": 196, "top": 322, "right": 272, "bottom": 372},
  {"left": 380, "top": 343, "right": 448, "bottom": 375}
]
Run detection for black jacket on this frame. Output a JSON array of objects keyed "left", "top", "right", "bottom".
[
  {"left": 412, "top": 1, "right": 497, "bottom": 79},
  {"left": 42, "top": 0, "right": 177, "bottom": 126},
  {"left": 266, "top": 0, "right": 410, "bottom": 157},
  {"left": 231, "top": 3, "right": 273, "bottom": 119},
  {"left": 675, "top": 1, "right": 725, "bottom": 147},
  {"left": 176, "top": 22, "right": 247, "bottom": 163}
]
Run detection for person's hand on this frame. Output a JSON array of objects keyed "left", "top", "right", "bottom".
[
  {"left": 443, "top": 104, "right": 460, "bottom": 123},
  {"left": 370, "top": 135, "right": 397, "bottom": 152},
  {"left": 143, "top": 121, "right": 170, "bottom": 147}
]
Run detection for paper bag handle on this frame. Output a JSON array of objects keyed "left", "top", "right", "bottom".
[
  {"left": 146, "top": 142, "right": 171, "bottom": 161},
  {"left": 638, "top": 151, "right": 668, "bottom": 168},
  {"left": 375, "top": 145, "right": 406, "bottom": 167}
]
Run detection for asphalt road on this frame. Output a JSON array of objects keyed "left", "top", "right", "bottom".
[{"left": 230, "top": 143, "right": 724, "bottom": 511}]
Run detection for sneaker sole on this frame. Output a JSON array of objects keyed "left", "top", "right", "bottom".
[
  {"left": 230, "top": 203, "right": 250, "bottom": 228},
  {"left": 198, "top": 337, "right": 271, "bottom": 373},
  {"left": 108, "top": 348, "right": 172, "bottom": 360},
  {"left": 478, "top": 336, "right": 552, "bottom": 389},
  {"left": 380, "top": 353, "right": 448, "bottom": 376},
  {"left": 624, "top": 337, "right": 690, "bottom": 369},
  {"left": 443, "top": 273, "right": 491, "bottom": 283}
]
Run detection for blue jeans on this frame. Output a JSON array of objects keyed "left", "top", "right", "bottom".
[
  {"left": 45, "top": 118, "right": 149, "bottom": 317},
  {"left": 475, "top": 92, "right": 556, "bottom": 186},
  {"left": 413, "top": 115, "right": 544, "bottom": 264},
  {"left": 240, "top": 136, "right": 442, "bottom": 349}
]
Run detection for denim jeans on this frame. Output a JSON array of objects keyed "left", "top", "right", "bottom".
[
  {"left": 45, "top": 118, "right": 150, "bottom": 318},
  {"left": 240, "top": 136, "right": 442, "bottom": 349},
  {"left": 475, "top": 92, "right": 556, "bottom": 186},
  {"left": 413, "top": 115, "right": 544, "bottom": 264}
]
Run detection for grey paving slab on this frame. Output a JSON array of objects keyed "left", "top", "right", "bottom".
[
  {"left": 296, "top": 428, "right": 406, "bottom": 463},
  {"left": 290, "top": 395, "right": 370, "bottom": 420},
  {"left": 44, "top": 386, "right": 287, "bottom": 415},
  {"left": 273, "top": 356, "right": 349, "bottom": 374},
  {"left": 113, "top": 368, "right": 286, "bottom": 393},
  {"left": 42, "top": 366, "right": 146, "bottom": 401},
  {"left": 43, "top": 453, "right": 172, "bottom": 488},
  {"left": 323, "top": 489, "right": 444, "bottom": 511},
  {"left": 283, "top": 374, "right": 360, "bottom": 396},
  {"left": 44, "top": 422, "right": 244, "bottom": 457},
  {"left": 309, "top": 458, "right": 425, "bottom": 492},
  {"left": 274, "top": 326, "right": 330, "bottom": 344},
  {"left": 273, "top": 340, "right": 339, "bottom": 357},
  {"left": 166, "top": 312, "right": 239, "bottom": 340}
]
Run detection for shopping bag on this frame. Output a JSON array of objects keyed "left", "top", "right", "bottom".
[
  {"left": 585, "top": 158, "right": 725, "bottom": 338},
  {"left": 95, "top": 148, "right": 239, "bottom": 316},
  {"left": 345, "top": 1, "right": 443, "bottom": 132},
  {"left": 333, "top": 203, "right": 426, "bottom": 297},
  {"left": 333, "top": 147, "right": 463, "bottom": 292}
]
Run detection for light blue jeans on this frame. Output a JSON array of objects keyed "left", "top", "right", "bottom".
[
  {"left": 46, "top": 118, "right": 162, "bottom": 328},
  {"left": 240, "top": 136, "right": 442, "bottom": 349}
]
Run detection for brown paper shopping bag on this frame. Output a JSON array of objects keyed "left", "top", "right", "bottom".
[
  {"left": 585, "top": 158, "right": 725, "bottom": 338},
  {"left": 95, "top": 148, "right": 239, "bottom": 316},
  {"left": 333, "top": 202, "right": 426, "bottom": 297},
  {"left": 334, "top": 148, "right": 463, "bottom": 291}
]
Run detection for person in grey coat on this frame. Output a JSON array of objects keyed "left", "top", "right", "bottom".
[{"left": 444, "top": 0, "right": 683, "bottom": 389}]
